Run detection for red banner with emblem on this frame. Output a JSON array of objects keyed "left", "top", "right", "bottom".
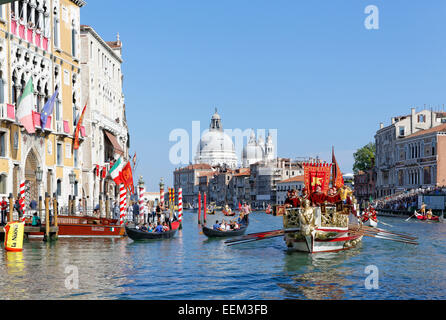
[{"left": 303, "top": 162, "right": 332, "bottom": 195}]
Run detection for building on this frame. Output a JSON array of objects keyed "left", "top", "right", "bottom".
[
  {"left": 173, "top": 163, "right": 214, "bottom": 206},
  {"left": 229, "top": 168, "right": 251, "bottom": 207},
  {"left": 393, "top": 123, "right": 446, "bottom": 190},
  {"left": 375, "top": 108, "right": 446, "bottom": 197},
  {"left": 276, "top": 175, "right": 305, "bottom": 205},
  {"left": 0, "top": 0, "right": 86, "bottom": 211},
  {"left": 354, "top": 168, "right": 376, "bottom": 206},
  {"left": 242, "top": 130, "right": 275, "bottom": 167},
  {"left": 194, "top": 109, "right": 238, "bottom": 169},
  {"left": 80, "top": 25, "right": 129, "bottom": 210}
]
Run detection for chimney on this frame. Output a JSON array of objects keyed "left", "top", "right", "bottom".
[
  {"left": 379, "top": 123, "right": 384, "bottom": 129},
  {"left": 391, "top": 117, "right": 396, "bottom": 124},
  {"left": 411, "top": 107, "right": 416, "bottom": 134}
]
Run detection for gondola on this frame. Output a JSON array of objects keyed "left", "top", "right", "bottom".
[
  {"left": 202, "top": 223, "right": 249, "bottom": 238},
  {"left": 125, "top": 221, "right": 180, "bottom": 241}
]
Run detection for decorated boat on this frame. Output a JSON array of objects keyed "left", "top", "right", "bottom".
[
  {"left": 26, "top": 215, "right": 125, "bottom": 238},
  {"left": 265, "top": 204, "right": 272, "bottom": 215},
  {"left": 125, "top": 221, "right": 180, "bottom": 240},
  {"left": 222, "top": 206, "right": 235, "bottom": 216},
  {"left": 225, "top": 149, "right": 419, "bottom": 251}
]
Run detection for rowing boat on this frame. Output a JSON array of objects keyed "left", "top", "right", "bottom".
[
  {"left": 202, "top": 223, "right": 248, "bottom": 238},
  {"left": 125, "top": 221, "right": 180, "bottom": 240}
]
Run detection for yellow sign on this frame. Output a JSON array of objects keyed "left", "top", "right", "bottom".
[{"left": 4, "top": 222, "right": 25, "bottom": 252}]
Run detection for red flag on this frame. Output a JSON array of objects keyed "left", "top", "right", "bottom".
[
  {"left": 121, "top": 162, "right": 134, "bottom": 194},
  {"left": 74, "top": 102, "right": 87, "bottom": 150},
  {"left": 303, "top": 162, "right": 332, "bottom": 195}
]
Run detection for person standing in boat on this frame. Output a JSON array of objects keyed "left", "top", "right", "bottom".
[
  {"left": 285, "top": 190, "right": 301, "bottom": 208},
  {"left": 1, "top": 196, "right": 8, "bottom": 225},
  {"left": 310, "top": 185, "right": 327, "bottom": 206}
]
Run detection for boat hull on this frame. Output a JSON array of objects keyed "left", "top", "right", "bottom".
[
  {"left": 364, "top": 218, "right": 378, "bottom": 228},
  {"left": 125, "top": 221, "right": 180, "bottom": 241},
  {"left": 202, "top": 224, "right": 248, "bottom": 238},
  {"left": 285, "top": 228, "right": 362, "bottom": 253},
  {"left": 26, "top": 215, "right": 124, "bottom": 238}
]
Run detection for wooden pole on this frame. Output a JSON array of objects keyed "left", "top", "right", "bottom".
[
  {"left": 68, "top": 195, "right": 72, "bottom": 216},
  {"left": 105, "top": 195, "right": 110, "bottom": 220},
  {"left": 8, "top": 193, "right": 13, "bottom": 223},
  {"left": 53, "top": 193, "right": 58, "bottom": 237},
  {"left": 99, "top": 194, "right": 103, "bottom": 218},
  {"left": 44, "top": 192, "right": 50, "bottom": 242},
  {"left": 38, "top": 195, "right": 42, "bottom": 221}
]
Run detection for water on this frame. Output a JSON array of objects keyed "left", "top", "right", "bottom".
[{"left": 1, "top": 211, "right": 445, "bottom": 300}]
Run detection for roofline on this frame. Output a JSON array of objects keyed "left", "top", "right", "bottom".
[
  {"left": 71, "top": 0, "right": 87, "bottom": 7},
  {"left": 80, "top": 25, "right": 123, "bottom": 63}
]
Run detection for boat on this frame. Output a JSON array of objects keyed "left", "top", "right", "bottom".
[
  {"left": 361, "top": 207, "right": 378, "bottom": 228},
  {"left": 266, "top": 204, "right": 272, "bottom": 215},
  {"left": 26, "top": 215, "right": 125, "bottom": 238},
  {"left": 125, "top": 221, "right": 180, "bottom": 240},
  {"left": 222, "top": 207, "right": 235, "bottom": 216},
  {"left": 202, "top": 223, "right": 248, "bottom": 238},
  {"left": 284, "top": 201, "right": 363, "bottom": 254},
  {"left": 414, "top": 211, "right": 440, "bottom": 222}
]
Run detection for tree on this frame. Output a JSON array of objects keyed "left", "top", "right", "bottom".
[{"left": 353, "top": 142, "right": 375, "bottom": 174}]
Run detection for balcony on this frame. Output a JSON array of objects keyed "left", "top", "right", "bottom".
[
  {"left": 10, "top": 18, "right": 49, "bottom": 51},
  {"left": 0, "top": 104, "right": 16, "bottom": 123}
]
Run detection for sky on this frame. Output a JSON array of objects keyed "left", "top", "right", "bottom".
[{"left": 81, "top": 0, "right": 446, "bottom": 191}]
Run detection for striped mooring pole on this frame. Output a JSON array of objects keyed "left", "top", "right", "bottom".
[
  {"left": 178, "top": 188, "right": 183, "bottom": 229},
  {"left": 119, "top": 185, "right": 126, "bottom": 226},
  {"left": 20, "top": 180, "right": 26, "bottom": 222}
]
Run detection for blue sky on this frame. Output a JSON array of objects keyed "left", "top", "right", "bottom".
[{"left": 81, "top": 0, "right": 446, "bottom": 191}]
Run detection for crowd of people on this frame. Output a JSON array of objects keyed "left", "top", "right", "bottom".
[{"left": 374, "top": 186, "right": 446, "bottom": 213}]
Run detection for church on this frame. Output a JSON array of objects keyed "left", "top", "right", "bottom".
[{"left": 194, "top": 110, "right": 276, "bottom": 169}]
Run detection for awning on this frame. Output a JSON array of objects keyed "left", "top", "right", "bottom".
[{"left": 104, "top": 130, "right": 124, "bottom": 156}]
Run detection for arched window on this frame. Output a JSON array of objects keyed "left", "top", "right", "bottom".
[{"left": 56, "top": 179, "right": 62, "bottom": 196}]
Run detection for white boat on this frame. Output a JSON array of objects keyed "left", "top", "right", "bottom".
[
  {"left": 364, "top": 218, "right": 378, "bottom": 228},
  {"left": 284, "top": 203, "right": 362, "bottom": 254}
]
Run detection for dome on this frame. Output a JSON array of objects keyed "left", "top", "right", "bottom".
[
  {"left": 195, "top": 111, "right": 238, "bottom": 168},
  {"left": 242, "top": 130, "right": 265, "bottom": 167}
]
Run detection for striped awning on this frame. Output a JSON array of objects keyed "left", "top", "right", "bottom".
[{"left": 104, "top": 130, "right": 124, "bottom": 156}]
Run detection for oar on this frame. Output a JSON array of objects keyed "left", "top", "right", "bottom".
[
  {"left": 379, "top": 221, "right": 393, "bottom": 228},
  {"left": 226, "top": 234, "right": 284, "bottom": 246},
  {"left": 224, "top": 229, "right": 284, "bottom": 244},
  {"left": 350, "top": 231, "right": 418, "bottom": 245},
  {"left": 405, "top": 214, "right": 415, "bottom": 222},
  {"left": 350, "top": 225, "right": 418, "bottom": 240}
]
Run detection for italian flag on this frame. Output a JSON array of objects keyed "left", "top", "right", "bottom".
[
  {"left": 17, "top": 78, "right": 36, "bottom": 134},
  {"left": 109, "top": 157, "right": 124, "bottom": 185}
]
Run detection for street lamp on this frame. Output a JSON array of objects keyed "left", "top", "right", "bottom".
[{"left": 69, "top": 170, "right": 76, "bottom": 215}]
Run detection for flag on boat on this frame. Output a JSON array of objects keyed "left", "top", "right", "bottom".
[
  {"left": 332, "top": 147, "right": 344, "bottom": 189},
  {"left": 303, "top": 162, "right": 332, "bottom": 195},
  {"left": 73, "top": 102, "right": 87, "bottom": 150},
  {"left": 40, "top": 88, "right": 59, "bottom": 130},
  {"left": 17, "top": 78, "right": 35, "bottom": 134},
  {"left": 121, "top": 161, "right": 134, "bottom": 194},
  {"left": 108, "top": 157, "right": 124, "bottom": 185}
]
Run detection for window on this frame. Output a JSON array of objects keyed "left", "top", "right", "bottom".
[
  {"left": 74, "top": 181, "right": 78, "bottom": 197},
  {"left": 53, "top": 15, "right": 59, "bottom": 47},
  {"left": 57, "top": 179, "right": 62, "bottom": 196},
  {"left": 57, "top": 143, "right": 62, "bottom": 165},
  {"left": 418, "top": 114, "right": 426, "bottom": 123},
  {"left": 399, "top": 126, "right": 405, "bottom": 136},
  {"left": 0, "top": 174, "right": 6, "bottom": 194},
  {"left": 74, "top": 149, "right": 78, "bottom": 167},
  {"left": 0, "top": 132, "right": 5, "bottom": 157}
]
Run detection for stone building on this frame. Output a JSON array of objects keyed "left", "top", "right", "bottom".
[
  {"left": 354, "top": 168, "right": 376, "bottom": 206},
  {"left": 0, "top": 0, "right": 86, "bottom": 211},
  {"left": 173, "top": 163, "right": 214, "bottom": 207},
  {"left": 375, "top": 108, "right": 446, "bottom": 197},
  {"left": 276, "top": 175, "right": 305, "bottom": 205},
  {"left": 80, "top": 25, "right": 129, "bottom": 210}
]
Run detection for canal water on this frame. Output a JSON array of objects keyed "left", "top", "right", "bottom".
[{"left": 1, "top": 211, "right": 445, "bottom": 300}]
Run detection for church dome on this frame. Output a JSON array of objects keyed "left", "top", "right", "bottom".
[
  {"left": 195, "top": 110, "right": 238, "bottom": 168},
  {"left": 242, "top": 130, "right": 264, "bottom": 167}
]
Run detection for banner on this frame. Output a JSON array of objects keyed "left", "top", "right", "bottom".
[
  {"left": 73, "top": 102, "right": 87, "bottom": 150},
  {"left": 332, "top": 147, "right": 345, "bottom": 189},
  {"left": 303, "top": 162, "right": 332, "bottom": 195},
  {"left": 121, "top": 161, "right": 134, "bottom": 194}
]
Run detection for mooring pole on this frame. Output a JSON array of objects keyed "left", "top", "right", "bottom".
[
  {"left": 204, "top": 192, "right": 207, "bottom": 224},
  {"left": 44, "top": 193, "right": 50, "bottom": 242},
  {"left": 8, "top": 193, "right": 13, "bottom": 223},
  {"left": 53, "top": 193, "right": 58, "bottom": 238},
  {"left": 198, "top": 192, "right": 202, "bottom": 225}
]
